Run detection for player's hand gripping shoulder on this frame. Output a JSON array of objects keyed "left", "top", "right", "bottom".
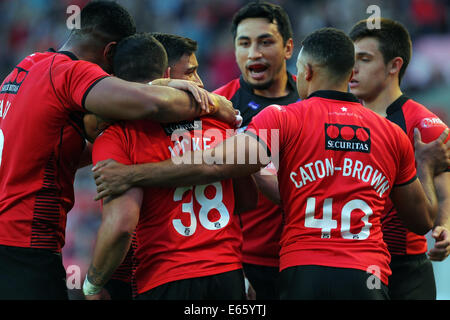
[
  {"left": 414, "top": 128, "right": 450, "bottom": 174},
  {"left": 151, "top": 78, "right": 239, "bottom": 127},
  {"left": 151, "top": 78, "right": 215, "bottom": 114}
]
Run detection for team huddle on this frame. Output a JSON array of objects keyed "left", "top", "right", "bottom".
[{"left": 0, "top": 1, "right": 449, "bottom": 300}]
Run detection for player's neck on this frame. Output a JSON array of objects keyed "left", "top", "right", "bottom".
[
  {"left": 362, "top": 81, "right": 403, "bottom": 117},
  {"left": 309, "top": 77, "right": 349, "bottom": 97},
  {"left": 253, "top": 69, "right": 290, "bottom": 98}
]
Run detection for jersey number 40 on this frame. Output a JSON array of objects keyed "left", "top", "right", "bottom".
[{"left": 305, "top": 197, "right": 373, "bottom": 240}]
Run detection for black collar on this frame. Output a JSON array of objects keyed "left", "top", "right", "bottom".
[
  {"left": 386, "top": 94, "right": 410, "bottom": 116},
  {"left": 307, "top": 90, "right": 360, "bottom": 103},
  {"left": 47, "top": 48, "right": 79, "bottom": 61}
]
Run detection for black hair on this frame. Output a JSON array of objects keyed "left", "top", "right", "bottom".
[
  {"left": 113, "top": 33, "right": 168, "bottom": 83},
  {"left": 75, "top": 0, "right": 136, "bottom": 43},
  {"left": 301, "top": 28, "right": 355, "bottom": 81},
  {"left": 150, "top": 33, "right": 198, "bottom": 67},
  {"left": 231, "top": 1, "right": 293, "bottom": 44},
  {"left": 349, "top": 18, "right": 412, "bottom": 84}
]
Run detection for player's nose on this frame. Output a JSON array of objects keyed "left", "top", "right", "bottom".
[{"left": 248, "top": 44, "right": 263, "bottom": 60}]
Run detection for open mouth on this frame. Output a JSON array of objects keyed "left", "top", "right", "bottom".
[
  {"left": 247, "top": 63, "right": 269, "bottom": 80},
  {"left": 349, "top": 79, "right": 359, "bottom": 88}
]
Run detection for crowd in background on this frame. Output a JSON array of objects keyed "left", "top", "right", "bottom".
[{"left": 1, "top": 0, "right": 449, "bottom": 298}]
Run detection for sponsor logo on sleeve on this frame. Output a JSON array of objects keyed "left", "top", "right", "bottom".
[
  {"left": 0, "top": 67, "right": 29, "bottom": 95},
  {"left": 420, "top": 117, "right": 444, "bottom": 128}
]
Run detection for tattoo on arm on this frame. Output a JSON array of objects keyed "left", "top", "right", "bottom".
[{"left": 87, "top": 265, "right": 108, "bottom": 287}]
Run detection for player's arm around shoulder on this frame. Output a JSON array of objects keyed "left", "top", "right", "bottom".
[{"left": 84, "top": 77, "right": 238, "bottom": 126}]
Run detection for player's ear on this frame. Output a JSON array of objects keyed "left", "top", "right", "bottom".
[
  {"left": 103, "top": 41, "right": 117, "bottom": 67},
  {"left": 388, "top": 57, "right": 403, "bottom": 77},
  {"left": 103, "top": 42, "right": 117, "bottom": 59},
  {"left": 164, "top": 67, "right": 171, "bottom": 79},
  {"left": 284, "top": 38, "right": 294, "bottom": 60},
  {"left": 305, "top": 63, "right": 313, "bottom": 81}
]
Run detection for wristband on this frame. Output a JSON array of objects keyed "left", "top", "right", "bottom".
[{"left": 82, "top": 275, "right": 102, "bottom": 296}]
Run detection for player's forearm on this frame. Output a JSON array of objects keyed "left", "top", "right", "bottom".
[
  {"left": 253, "top": 169, "right": 281, "bottom": 205},
  {"left": 85, "top": 77, "right": 204, "bottom": 122},
  {"left": 86, "top": 189, "right": 141, "bottom": 289},
  {"left": 130, "top": 140, "right": 264, "bottom": 189},
  {"left": 87, "top": 218, "right": 133, "bottom": 288},
  {"left": 433, "top": 172, "right": 450, "bottom": 229},
  {"left": 129, "top": 159, "right": 228, "bottom": 188},
  {"left": 416, "top": 161, "right": 439, "bottom": 227}
]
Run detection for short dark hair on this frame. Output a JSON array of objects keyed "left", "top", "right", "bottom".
[
  {"left": 349, "top": 18, "right": 412, "bottom": 84},
  {"left": 150, "top": 33, "right": 198, "bottom": 67},
  {"left": 113, "top": 33, "right": 168, "bottom": 83},
  {"left": 301, "top": 28, "right": 355, "bottom": 81},
  {"left": 75, "top": 1, "right": 136, "bottom": 43},
  {"left": 231, "top": 1, "right": 293, "bottom": 44}
]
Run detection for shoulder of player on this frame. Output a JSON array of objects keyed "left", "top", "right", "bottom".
[
  {"left": 100, "top": 119, "right": 152, "bottom": 137},
  {"left": 198, "top": 115, "right": 233, "bottom": 131},
  {"left": 213, "top": 78, "right": 240, "bottom": 99},
  {"left": 403, "top": 98, "right": 447, "bottom": 131}
]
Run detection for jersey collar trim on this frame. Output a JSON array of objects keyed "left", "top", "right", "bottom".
[
  {"left": 47, "top": 48, "right": 79, "bottom": 61},
  {"left": 307, "top": 90, "right": 359, "bottom": 103},
  {"left": 386, "top": 94, "right": 410, "bottom": 116}
]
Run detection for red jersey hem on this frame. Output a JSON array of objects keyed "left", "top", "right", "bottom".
[
  {"left": 136, "top": 263, "right": 242, "bottom": 295},
  {"left": 280, "top": 251, "right": 390, "bottom": 285}
]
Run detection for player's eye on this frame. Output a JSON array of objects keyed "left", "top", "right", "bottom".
[{"left": 261, "top": 39, "right": 274, "bottom": 46}]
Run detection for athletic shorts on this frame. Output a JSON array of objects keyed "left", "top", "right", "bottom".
[
  {"left": 388, "top": 253, "right": 436, "bottom": 300},
  {"left": 104, "top": 279, "right": 133, "bottom": 300},
  {"left": 279, "top": 265, "right": 389, "bottom": 300},
  {"left": 135, "top": 269, "right": 245, "bottom": 300},
  {"left": 243, "top": 263, "right": 279, "bottom": 300},
  {"left": 0, "top": 245, "right": 68, "bottom": 300}
]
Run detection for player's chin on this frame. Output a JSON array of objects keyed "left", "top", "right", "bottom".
[
  {"left": 349, "top": 86, "right": 364, "bottom": 98},
  {"left": 246, "top": 78, "right": 273, "bottom": 91}
]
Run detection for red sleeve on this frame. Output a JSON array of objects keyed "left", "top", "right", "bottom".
[
  {"left": 213, "top": 79, "right": 240, "bottom": 100},
  {"left": 92, "top": 123, "right": 133, "bottom": 166},
  {"left": 245, "top": 104, "right": 286, "bottom": 156},
  {"left": 395, "top": 126, "right": 418, "bottom": 186},
  {"left": 51, "top": 58, "right": 109, "bottom": 112}
]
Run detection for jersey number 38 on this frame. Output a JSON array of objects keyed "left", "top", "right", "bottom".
[{"left": 172, "top": 182, "right": 230, "bottom": 237}]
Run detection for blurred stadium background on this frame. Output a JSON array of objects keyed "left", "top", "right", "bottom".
[{"left": 1, "top": 0, "right": 449, "bottom": 299}]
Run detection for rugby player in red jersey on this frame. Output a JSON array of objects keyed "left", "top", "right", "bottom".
[
  {"left": 0, "top": 1, "right": 236, "bottom": 300},
  {"left": 213, "top": 2, "right": 298, "bottom": 299},
  {"left": 349, "top": 18, "right": 450, "bottom": 299},
  {"left": 94, "top": 28, "right": 449, "bottom": 300},
  {"left": 83, "top": 33, "right": 255, "bottom": 300},
  {"left": 92, "top": 1, "right": 298, "bottom": 300}
]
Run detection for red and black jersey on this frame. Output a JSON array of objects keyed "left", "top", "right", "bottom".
[
  {"left": 383, "top": 95, "right": 449, "bottom": 255},
  {"left": 246, "top": 90, "right": 417, "bottom": 285},
  {"left": 214, "top": 73, "right": 299, "bottom": 267},
  {"left": 0, "top": 49, "right": 109, "bottom": 252},
  {"left": 92, "top": 117, "right": 243, "bottom": 295}
]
